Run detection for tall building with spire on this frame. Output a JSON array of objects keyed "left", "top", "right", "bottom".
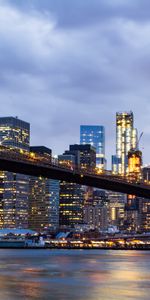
[
  {"left": 113, "top": 111, "right": 137, "bottom": 175},
  {"left": 112, "top": 111, "right": 145, "bottom": 233}
]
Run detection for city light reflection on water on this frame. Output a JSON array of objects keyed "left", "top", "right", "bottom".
[{"left": 0, "top": 249, "right": 149, "bottom": 299}]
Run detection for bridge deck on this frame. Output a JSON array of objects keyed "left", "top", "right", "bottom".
[{"left": 0, "top": 155, "right": 149, "bottom": 198}]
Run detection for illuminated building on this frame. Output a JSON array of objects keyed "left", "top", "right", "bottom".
[
  {"left": 124, "top": 200, "right": 140, "bottom": 232},
  {"left": 127, "top": 149, "right": 142, "bottom": 181},
  {"left": 142, "top": 166, "right": 150, "bottom": 182},
  {"left": 125, "top": 194, "right": 141, "bottom": 233},
  {"left": 139, "top": 198, "right": 150, "bottom": 232},
  {"left": 0, "top": 116, "right": 30, "bottom": 150},
  {"left": 63, "top": 145, "right": 96, "bottom": 207},
  {"left": 84, "top": 186, "right": 94, "bottom": 206},
  {"left": 29, "top": 177, "right": 59, "bottom": 232},
  {"left": 112, "top": 155, "right": 120, "bottom": 174},
  {"left": 114, "top": 111, "right": 137, "bottom": 175},
  {"left": 58, "top": 154, "right": 76, "bottom": 169},
  {"left": 93, "top": 190, "right": 108, "bottom": 206},
  {"left": 125, "top": 163, "right": 150, "bottom": 232},
  {"left": 111, "top": 112, "right": 138, "bottom": 232},
  {"left": 83, "top": 205, "right": 108, "bottom": 231},
  {"left": 69, "top": 144, "right": 96, "bottom": 171},
  {"left": 30, "top": 146, "right": 52, "bottom": 159},
  {"left": 29, "top": 146, "right": 59, "bottom": 232},
  {"left": 83, "top": 190, "right": 108, "bottom": 230},
  {"left": 58, "top": 154, "right": 84, "bottom": 227},
  {"left": 125, "top": 149, "right": 142, "bottom": 232},
  {"left": 68, "top": 144, "right": 96, "bottom": 206},
  {"left": 0, "top": 116, "right": 30, "bottom": 228},
  {"left": 84, "top": 189, "right": 108, "bottom": 209},
  {"left": 107, "top": 192, "right": 126, "bottom": 230},
  {"left": 80, "top": 125, "right": 106, "bottom": 170},
  {"left": 126, "top": 169, "right": 150, "bottom": 233}
]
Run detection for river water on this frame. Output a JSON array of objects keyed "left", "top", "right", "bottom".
[{"left": 0, "top": 249, "right": 150, "bottom": 300}]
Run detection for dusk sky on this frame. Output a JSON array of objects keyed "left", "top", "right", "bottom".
[{"left": 0, "top": 0, "right": 150, "bottom": 166}]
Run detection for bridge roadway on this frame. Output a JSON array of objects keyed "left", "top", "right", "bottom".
[{"left": 0, "top": 153, "right": 150, "bottom": 198}]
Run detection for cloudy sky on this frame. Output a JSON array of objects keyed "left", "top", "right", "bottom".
[{"left": 0, "top": 0, "right": 150, "bottom": 166}]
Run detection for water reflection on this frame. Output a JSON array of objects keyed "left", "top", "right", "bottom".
[{"left": 0, "top": 250, "right": 149, "bottom": 299}]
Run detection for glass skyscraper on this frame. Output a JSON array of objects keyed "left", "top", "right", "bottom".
[
  {"left": 58, "top": 154, "right": 84, "bottom": 227},
  {"left": 80, "top": 125, "right": 105, "bottom": 170},
  {"left": 0, "top": 116, "right": 30, "bottom": 150},
  {"left": 0, "top": 116, "right": 30, "bottom": 228},
  {"left": 29, "top": 177, "right": 60, "bottom": 232},
  {"left": 115, "top": 111, "right": 137, "bottom": 175},
  {"left": 29, "top": 146, "right": 59, "bottom": 232},
  {"left": 111, "top": 112, "right": 139, "bottom": 232}
]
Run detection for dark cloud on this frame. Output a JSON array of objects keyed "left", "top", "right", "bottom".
[
  {"left": 0, "top": 0, "right": 150, "bottom": 166},
  {"left": 6, "top": 0, "right": 150, "bottom": 28}
]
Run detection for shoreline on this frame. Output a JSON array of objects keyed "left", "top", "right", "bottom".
[{"left": 0, "top": 246, "right": 150, "bottom": 250}]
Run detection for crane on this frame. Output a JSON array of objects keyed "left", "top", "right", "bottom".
[{"left": 137, "top": 132, "right": 143, "bottom": 150}]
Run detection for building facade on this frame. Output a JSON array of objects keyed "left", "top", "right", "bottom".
[
  {"left": 69, "top": 144, "right": 96, "bottom": 171},
  {"left": 127, "top": 148, "right": 142, "bottom": 181},
  {"left": 29, "top": 177, "right": 59, "bottom": 232},
  {"left": 80, "top": 125, "right": 105, "bottom": 170},
  {"left": 130, "top": 164, "right": 150, "bottom": 232},
  {"left": 0, "top": 116, "right": 30, "bottom": 150},
  {"left": 107, "top": 191, "right": 126, "bottom": 231},
  {"left": 142, "top": 166, "right": 150, "bottom": 182},
  {"left": 111, "top": 112, "right": 139, "bottom": 232},
  {"left": 139, "top": 198, "right": 150, "bottom": 232},
  {"left": 0, "top": 117, "right": 30, "bottom": 228},
  {"left": 69, "top": 144, "right": 96, "bottom": 207},
  {"left": 83, "top": 189, "right": 109, "bottom": 231},
  {"left": 58, "top": 154, "right": 84, "bottom": 227},
  {"left": 83, "top": 205, "right": 108, "bottom": 231},
  {"left": 113, "top": 111, "right": 137, "bottom": 175},
  {"left": 29, "top": 146, "right": 59, "bottom": 232}
]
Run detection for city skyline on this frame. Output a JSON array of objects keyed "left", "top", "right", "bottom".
[
  {"left": 0, "top": 2, "right": 150, "bottom": 299},
  {"left": 0, "top": 112, "right": 146, "bottom": 169},
  {"left": 0, "top": 0, "right": 150, "bottom": 166}
]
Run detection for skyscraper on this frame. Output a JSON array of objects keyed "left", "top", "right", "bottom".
[
  {"left": 83, "top": 205, "right": 108, "bottom": 231},
  {"left": 127, "top": 148, "right": 142, "bottom": 181},
  {"left": 139, "top": 198, "right": 150, "bottom": 232},
  {"left": 69, "top": 144, "right": 96, "bottom": 171},
  {"left": 59, "top": 144, "right": 96, "bottom": 227},
  {"left": 66, "top": 144, "right": 96, "bottom": 206},
  {"left": 80, "top": 125, "right": 105, "bottom": 170},
  {"left": 58, "top": 154, "right": 84, "bottom": 227},
  {"left": 107, "top": 191, "right": 126, "bottom": 231},
  {"left": 29, "top": 146, "right": 59, "bottom": 232},
  {"left": 115, "top": 111, "right": 137, "bottom": 175},
  {"left": 83, "top": 190, "right": 109, "bottom": 231},
  {"left": 113, "top": 112, "right": 142, "bottom": 233},
  {"left": 0, "top": 117, "right": 30, "bottom": 228}
]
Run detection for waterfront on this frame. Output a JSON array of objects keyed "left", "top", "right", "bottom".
[{"left": 0, "top": 250, "right": 150, "bottom": 300}]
